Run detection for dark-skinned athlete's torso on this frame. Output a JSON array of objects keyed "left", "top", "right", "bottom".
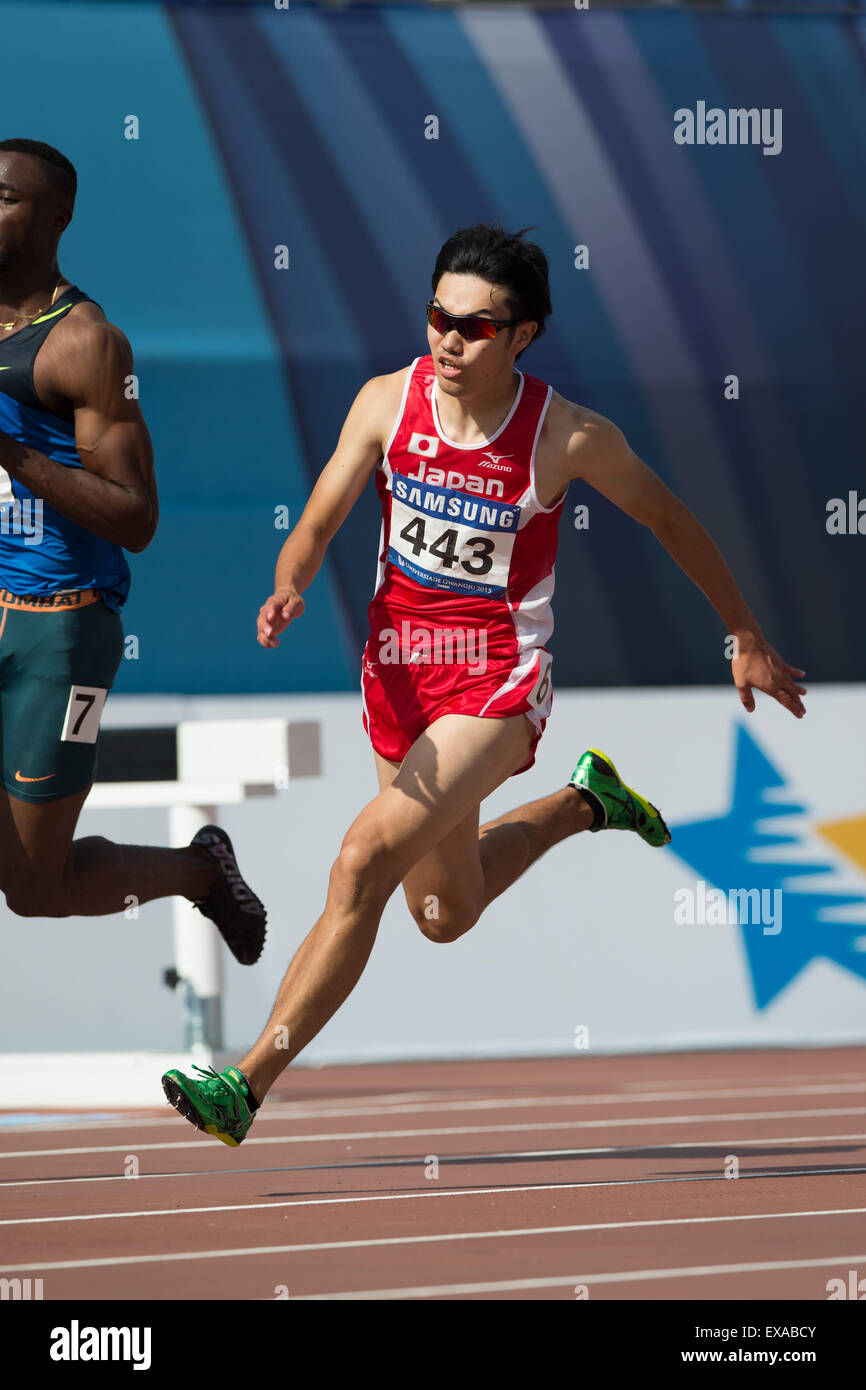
[{"left": 0, "top": 284, "right": 130, "bottom": 610}]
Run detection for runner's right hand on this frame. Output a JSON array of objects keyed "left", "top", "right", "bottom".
[{"left": 257, "top": 589, "right": 305, "bottom": 648}]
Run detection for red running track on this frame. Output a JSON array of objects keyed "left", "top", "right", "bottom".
[{"left": 1, "top": 1047, "right": 865, "bottom": 1301}]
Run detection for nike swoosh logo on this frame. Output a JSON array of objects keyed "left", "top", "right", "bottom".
[
  {"left": 14, "top": 770, "right": 56, "bottom": 782},
  {"left": 30, "top": 304, "right": 71, "bottom": 326},
  {"left": 0, "top": 367, "right": 11, "bottom": 372}
]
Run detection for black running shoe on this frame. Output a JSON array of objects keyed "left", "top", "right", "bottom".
[{"left": 191, "top": 825, "right": 267, "bottom": 964}]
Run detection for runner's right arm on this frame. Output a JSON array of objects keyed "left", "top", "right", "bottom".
[{"left": 257, "top": 371, "right": 404, "bottom": 649}]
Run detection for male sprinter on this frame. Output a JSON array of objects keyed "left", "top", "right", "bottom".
[
  {"left": 0, "top": 139, "right": 265, "bottom": 960},
  {"left": 163, "top": 225, "right": 806, "bottom": 1144}
]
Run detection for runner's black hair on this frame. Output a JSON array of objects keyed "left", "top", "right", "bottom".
[
  {"left": 432, "top": 224, "right": 552, "bottom": 358},
  {"left": 0, "top": 139, "right": 77, "bottom": 209}
]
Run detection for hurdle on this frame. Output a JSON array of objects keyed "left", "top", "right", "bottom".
[{"left": 0, "top": 717, "right": 320, "bottom": 1110}]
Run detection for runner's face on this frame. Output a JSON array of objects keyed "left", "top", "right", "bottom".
[
  {"left": 0, "top": 155, "right": 67, "bottom": 274},
  {"left": 429, "top": 273, "right": 526, "bottom": 393}
]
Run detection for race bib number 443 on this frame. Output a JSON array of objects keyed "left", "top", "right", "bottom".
[{"left": 388, "top": 474, "right": 518, "bottom": 598}]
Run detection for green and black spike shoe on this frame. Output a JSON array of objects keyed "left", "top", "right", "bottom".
[
  {"left": 570, "top": 748, "right": 671, "bottom": 848},
  {"left": 161, "top": 1064, "right": 256, "bottom": 1147}
]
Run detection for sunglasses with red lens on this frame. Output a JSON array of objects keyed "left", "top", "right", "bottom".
[{"left": 426, "top": 301, "right": 521, "bottom": 343}]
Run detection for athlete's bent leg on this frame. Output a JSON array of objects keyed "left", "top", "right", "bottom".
[
  {"left": 477, "top": 786, "right": 593, "bottom": 904},
  {"left": 237, "top": 712, "right": 535, "bottom": 1099},
  {"left": 393, "top": 804, "right": 485, "bottom": 944},
  {"left": 374, "top": 737, "right": 594, "bottom": 942},
  {"left": 0, "top": 788, "right": 218, "bottom": 917}
]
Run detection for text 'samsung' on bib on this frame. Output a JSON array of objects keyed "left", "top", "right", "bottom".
[{"left": 388, "top": 474, "right": 517, "bottom": 599}]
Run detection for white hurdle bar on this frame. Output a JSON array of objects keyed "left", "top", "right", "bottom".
[{"left": 87, "top": 718, "right": 321, "bottom": 1054}]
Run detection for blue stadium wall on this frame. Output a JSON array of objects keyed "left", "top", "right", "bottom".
[{"left": 3, "top": 0, "right": 865, "bottom": 692}]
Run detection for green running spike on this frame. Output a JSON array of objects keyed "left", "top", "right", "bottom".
[
  {"left": 570, "top": 748, "right": 671, "bottom": 848},
  {"left": 161, "top": 1064, "right": 255, "bottom": 1147}
]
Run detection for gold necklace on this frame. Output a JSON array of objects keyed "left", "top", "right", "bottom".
[{"left": 0, "top": 280, "right": 63, "bottom": 333}]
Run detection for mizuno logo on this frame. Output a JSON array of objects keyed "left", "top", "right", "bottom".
[{"left": 481, "top": 452, "right": 513, "bottom": 471}]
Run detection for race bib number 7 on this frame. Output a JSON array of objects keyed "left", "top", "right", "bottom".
[
  {"left": 388, "top": 474, "right": 518, "bottom": 598},
  {"left": 61, "top": 685, "right": 108, "bottom": 744}
]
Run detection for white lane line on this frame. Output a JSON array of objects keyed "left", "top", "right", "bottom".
[
  {"left": 4, "top": 1106, "right": 864, "bottom": 1161},
  {"left": 3, "top": 1210, "right": 865, "bottom": 1276},
  {"left": 291, "top": 1253, "right": 866, "bottom": 1300},
  {"left": 4, "top": 1080, "right": 866, "bottom": 1136},
  {"left": 1, "top": 1132, "right": 863, "bottom": 1192},
  {"left": 0, "top": 1093, "right": 437, "bottom": 1135},
  {"left": 1, "top": 1166, "right": 865, "bottom": 1236},
  {"left": 265, "top": 1081, "right": 866, "bottom": 1114},
  {"left": 623, "top": 1073, "right": 866, "bottom": 1092},
  {"left": 1, "top": 1210, "right": 864, "bottom": 1275}
]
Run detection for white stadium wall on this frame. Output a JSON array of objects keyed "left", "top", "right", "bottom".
[{"left": 2, "top": 685, "right": 865, "bottom": 1068}]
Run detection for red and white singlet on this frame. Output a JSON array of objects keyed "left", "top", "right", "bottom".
[{"left": 361, "top": 354, "right": 564, "bottom": 772}]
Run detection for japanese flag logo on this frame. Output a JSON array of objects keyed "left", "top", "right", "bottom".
[{"left": 408, "top": 432, "right": 439, "bottom": 459}]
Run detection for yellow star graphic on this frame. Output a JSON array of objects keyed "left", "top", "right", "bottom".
[{"left": 814, "top": 814, "right": 866, "bottom": 875}]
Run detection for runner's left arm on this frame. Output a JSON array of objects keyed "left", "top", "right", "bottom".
[
  {"left": 565, "top": 408, "right": 806, "bottom": 720},
  {"left": 0, "top": 318, "right": 157, "bottom": 552}
]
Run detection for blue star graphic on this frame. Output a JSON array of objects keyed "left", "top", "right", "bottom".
[{"left": 669, "top": 724, "right": 866, "bottom": 1008}]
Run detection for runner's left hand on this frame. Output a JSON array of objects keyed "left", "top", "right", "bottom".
[{"left": 732, "top": 637, "right": 806, "bottom": 719}]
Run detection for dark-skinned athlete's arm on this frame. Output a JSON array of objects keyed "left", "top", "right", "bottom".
[
  {"left": 0, "top": 317, "right": 157, "bottom": 552},
  {"left": 258, "top": 373, "right": 399, "bottom": 649},
  {"left": 563, "top": 407, "right": 807, "bottom": 720}
]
